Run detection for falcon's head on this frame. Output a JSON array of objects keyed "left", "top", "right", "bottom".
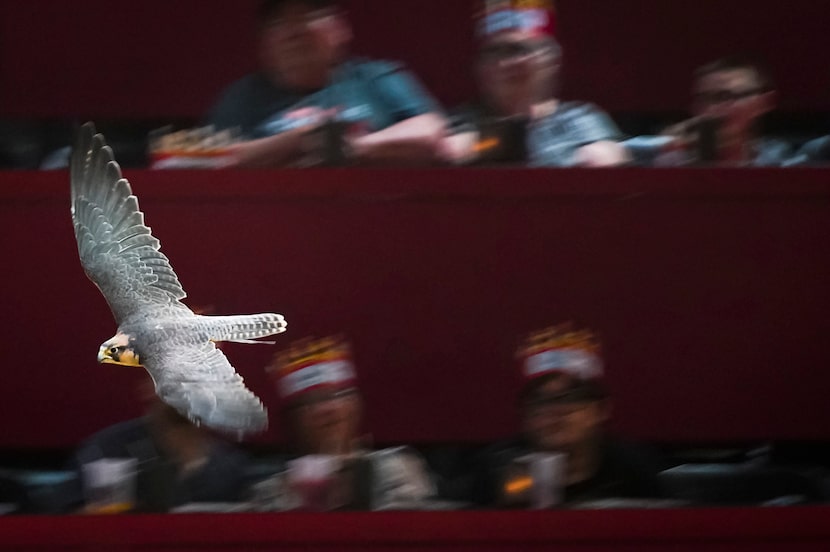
[{"left": 98, "top": 333, "right": 142, "bottom": 367}]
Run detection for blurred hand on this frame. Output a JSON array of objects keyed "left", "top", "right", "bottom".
[
  {"left": 573, "top": 140, "right": 631, "bottom": 167},
  {"left": 283, "top": 107, "right": 339, "bottom": 130},
  {"left": 438, "top": 132, "right": 480, "bottom": 165}
]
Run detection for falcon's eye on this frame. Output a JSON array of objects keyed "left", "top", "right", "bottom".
[{"left": 109, "top": 347, "right": 119, "bottom": 355}]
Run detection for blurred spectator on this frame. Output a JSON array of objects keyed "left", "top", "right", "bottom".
[
  {"left": 63, "top": 376, "right": 250, "bottom": 513},
  {"left": 206, "top": 0, "right": 446, "bottom": 167},
  {"left": 467, "top": 324, "right": 665, "bottom": 507},
  {"left": 626, "top": 55, "right": 794, "bottom": 166},
  {"left": 443, "top": 1, "right": 628, "bottom": 167},
  {"left": 269, "top": 336, "right": 435, "bottom": 508}
]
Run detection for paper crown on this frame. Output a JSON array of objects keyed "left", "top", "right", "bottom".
[
  {"left": 477, "top": 0, "right": 557, "bottom": 38},
  {"left": 269, "top": 336, "right": 358, "bottom": 401},
  {"left": 516, "top": 323, "right": 603, "bottom": 382}
]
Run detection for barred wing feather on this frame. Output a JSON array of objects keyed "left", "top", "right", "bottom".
[
  {"left": 70, "top": 123, "right": 189, "bottom": 323},
  {"left": 151, "top": 342, "right": 269, "bottom": 433}
]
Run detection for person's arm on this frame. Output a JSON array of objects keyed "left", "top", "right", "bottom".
[
  {"left": 349, "top": 113, "right": 447, "bottom": 166},
  {"left": 440, "top": 131, "right": 480, "bottom": 165},
  {"left": 205, "top": 75, "right": 325, "bottom": 168},
  {"left": 346, "top": 61, "right": 447, "bottom": 166},
  {"left": 220, "top": 128, "right": 309, "bottom": 168},
  {"left": 546, "top": 103, "right": 629, "bottom": 167},
  {"left": 573, "top": 140, "right": 631, "bottom": 167}
]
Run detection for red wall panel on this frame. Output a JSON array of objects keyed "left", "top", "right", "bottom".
[
  {"left": 3, "top": 509, "right": 830, "bottom": 551},
  {"left": 1, "top": 168, "right": 829, "bottom": 448}
]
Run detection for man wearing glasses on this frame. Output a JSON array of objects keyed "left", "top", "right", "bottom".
[
  {"left": 466, "top": 325, "right": 665, "bottom": 508},
  {"left": 443, "top": 1, "right": 628, "bottom": 167},
  {"left": 628, "top": 56, "right": 793, "bottom": 166}
]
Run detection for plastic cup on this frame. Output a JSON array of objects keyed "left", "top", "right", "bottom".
[
  {"left": 526, "top": 452, "right": 566, "bottom": 509},
  {"left": 81, "top": 458, "right": 137, "bottom": 514},
  {"left": 286, "top": 455, "right": 341, "bottom": 511}
]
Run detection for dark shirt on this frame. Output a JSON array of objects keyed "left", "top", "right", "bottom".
[
  {"left": 470, "top": 436, "right": 666, "bottom": 507},
  {"left": 64, "top": 417, "right": 250, "bottom": 512},
  {"left": 450, "top": 101, "right": 622, "bottom": 166},
  {"left": 206, "top": 58, "right": 441, "bottom": 139}
]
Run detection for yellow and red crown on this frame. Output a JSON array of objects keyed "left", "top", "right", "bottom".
[
  {"left": 269, "top": 335, "right": 357, "bottom": 400},
  {"left": 516, "top": 323, "right": 603, "bottom": 382},
  {"left": 477, "top": 0, "right": 557, "bottom": 38}
]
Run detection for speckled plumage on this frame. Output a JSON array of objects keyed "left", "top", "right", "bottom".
[{"left": 70, "top": 123, "right": 286, "bottom": 435}]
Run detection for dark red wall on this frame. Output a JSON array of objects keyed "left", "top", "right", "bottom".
[
  {"left": 2, "top": 168, "right": 829, "bottom": 448},
  {"left": 1, "top": 0, "right": 829, "bottom": 118}
]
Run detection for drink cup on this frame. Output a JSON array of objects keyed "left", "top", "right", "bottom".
[
  {"left": 81, "top": 458, "right": 137, "bottom": 514},
  {"left": 286, "top": 455, "right": 341, "bottom": 511},
  {"left": 522, "top": 452, "right": 566, "bottom": 509}
]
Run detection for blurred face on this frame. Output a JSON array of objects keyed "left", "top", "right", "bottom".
[
  {"left": 289, "top": 387, "right": 361, "bottom": 454},
  {"left": 259, "top": 1, "right": 351, "bottom": 89},
  {"left": 522, "top": 377, "right": 608, "bottom": 452},
  {"left": 692, "top": 68, "right": 774, "bottom": 132},
  {"left": 477, "top": 31, "right": 560, "bottom": 116}
]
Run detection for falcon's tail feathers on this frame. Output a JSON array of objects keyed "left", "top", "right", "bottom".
[
  {"left": 218, "top": 338, "right": 277, "bottom": 345},
  {"left": 207, "top": 313, "right": 287, "bottom": 344}
]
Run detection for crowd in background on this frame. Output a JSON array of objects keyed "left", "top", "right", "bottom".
[
  {"left": 3, "top": 0, "right": 830, "bottom": 170},
  {"left": 154, "top": 0, "right": 830, "bottom": 168},
  {"left": 29, "top": 325, "right": 823, "bottom": 515}
]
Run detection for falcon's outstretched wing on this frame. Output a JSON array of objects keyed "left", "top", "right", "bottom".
[
  {"left": 71, "top": 123, "right": 189, "bottom": 323},
  {"left": 150, "top": 342, "right": 269, "bottom": 433}
]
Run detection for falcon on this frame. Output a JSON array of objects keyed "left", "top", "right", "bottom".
[{"left": 70, "top": 122, "right": 286, "bottom": 435}]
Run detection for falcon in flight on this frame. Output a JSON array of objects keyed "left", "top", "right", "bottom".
[{"left": 70, "top": 123, "right": 286, "bottom": 435}]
